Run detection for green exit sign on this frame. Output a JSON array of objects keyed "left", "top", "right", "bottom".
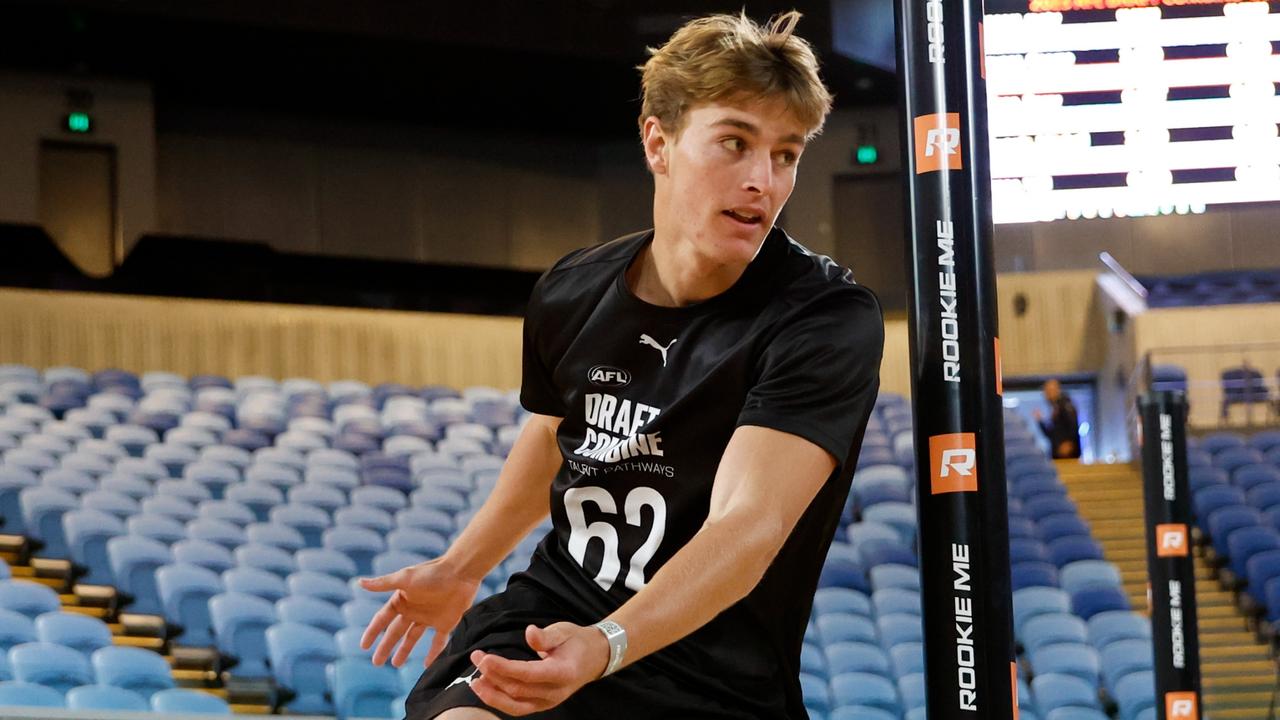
[
  {"left": 855, "top": 144, "right": 878, "bottom": 165},
  {"left": 64, "top": 112, "right": 93, "bottom": 134}
]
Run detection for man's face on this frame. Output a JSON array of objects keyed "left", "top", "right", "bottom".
[
  {"left": 1044, "top": 380, "right": 1061, "bottom": 402},
  {"left": 647, "top": 97, "right": 808, "bottom": 265}
]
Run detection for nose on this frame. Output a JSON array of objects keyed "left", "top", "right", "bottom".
[{"left": 742, "top": 151, "right": 773, "bottom": 195}]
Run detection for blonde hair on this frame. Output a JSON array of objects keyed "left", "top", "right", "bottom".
[{"left": 638, "top": 10, "right": 834, "bottom": 140}]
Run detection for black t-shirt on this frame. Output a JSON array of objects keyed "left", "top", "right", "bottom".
[{"left": 515, "top": 227, "right": 883, "bottom": 718}]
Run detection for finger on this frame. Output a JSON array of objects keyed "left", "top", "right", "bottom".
[
  {"left": 373, "top": 614, "right": 414, "bottom": 666},
  {"left": 391, "top": 623, "right": 427, "bottom": 668},
  {"left": 359, "top": 568, "right": 406, "bottom": 593},
  {"left": 360, "top": 591, "right": 404, "bottom": 651},
  {"left": 477, "top": 651, "right": 570, "bottom": 686},
  {"left": 525, "top": 623, "right": 570, "bottom": 654},
  {"left": 424, "top": 627, "right": 450, "bottom": 668},
  {"left": 471, "top": 676, "right": 547, "bottom": 717}
]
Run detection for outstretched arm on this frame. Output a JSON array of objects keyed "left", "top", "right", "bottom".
[{"left": 468, "top": 424, "right": 835, "bottom": 715}]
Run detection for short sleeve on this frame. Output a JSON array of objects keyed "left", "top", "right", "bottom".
[
  {"left": 736, "top": 289, "right": 884, "bottom": 464},
  {"left": 519, "top": 272, "right": 566, "bottom": 417}
]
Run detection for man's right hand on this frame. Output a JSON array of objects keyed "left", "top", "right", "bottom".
[{"left": 359, "top": 559, "right": 482, "bottom": 668}]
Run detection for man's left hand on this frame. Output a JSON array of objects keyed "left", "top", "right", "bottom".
[{"left": 468, "top": 622, "right": 610, "bottom": 716}]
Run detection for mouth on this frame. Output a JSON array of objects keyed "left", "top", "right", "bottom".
[{"left": 722, "top": 209, "right": 764, "bottom": 226}]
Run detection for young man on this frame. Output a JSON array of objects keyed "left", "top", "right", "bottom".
[{"left": 360, "top": 11, "right": 884, "bottom": 718}]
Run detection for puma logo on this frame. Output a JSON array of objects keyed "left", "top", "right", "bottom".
[
  {"left": 446, "top": 668, "right": 481, "bottom": 690},
  {"left": 639, "top": 334, "right": 677, "bottom": 367}
]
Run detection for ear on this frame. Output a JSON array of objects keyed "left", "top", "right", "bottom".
[{"left": 641, "top": 116, "right": 670, "bottom": 175}]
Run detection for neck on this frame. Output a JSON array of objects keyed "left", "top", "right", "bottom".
[{"left": 626, "top": 202, "right": 759, "bottom": 308}]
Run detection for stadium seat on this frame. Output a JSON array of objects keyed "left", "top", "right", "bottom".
[
  {"left": 898, "top": 672, "right": 926, "bottom": 711},
  {"left": 1031, "top": 672, "right": 1100, "bottom": 715},
  {"left": 0, "top": 609, "right": 35, "bottom": 653},
  {"left": 815, "top": 613, "right": 877, "bottom": 645},
  {"left": 20, "top": 487, "right": 78, "bottom": 557},
  {"left": 99, "top": 473, "right": 153, "bottom": 501},
  {"left": 1038, "top": 514, "right": 1091, "bottom": 542},
  {"left": 66, "top": 684, "right": 149, "bottom": 711},
  {"left": 0, "top": 581, "right": 61, "bottom": 620},
  {"left": 1226, "top": 526, "right": 1280, "bottom": 582},
  {"left": 222, "top": 567, "right": 288, "bottom": 604},
  {"left": 276, "top": 595, "right": 344, "bottom": 634},
  {"left": 328, "top": 656, "right": 401, "bottom": 719},
  {"left": 171, "top": 539, "right": 235, "bottom": 575},
  {"left": 62, "top": 508, "right": 126, "bottom": 585},
  {"left": 92, "top": 645, "right": 175, "bottom": 698},
  {"left": 1087, "top": 611, "right": 1150, "bottom": 650},
  {"left": 323, "top": 526, "right": 387, "bottom": 576},
  {"left": 830, "top": 671, "right": 899, "bottom": 715},
  {"left": 150, "top": 687, "right": 231, "bottom": 715},
  {"left": 234, "top": 543, "right": 297, "bottom": 578},
  {"left": 140, "top": 495, "right": 198, "bottom": 523},
  {"left": 288, "top": 571, "right": 352, "bottom": 606},
  {"left": 1012, "top": 561, "right": 1059, "bottom": 591},
  {"left": 824, "top": 641, "right": 890, "bottom": 677},
  {"left": 1208, "top": 506, "right": 1263, "bottom": 557},
  {"left": 156, "top": 563, "right": 222, "bottom": 645},
  {"left": 1100, "top": 639, "right": 1154, "bottom": 693},
  {"left": 1029, "top": 642, "right": 1101, "bottom": 684},
  {"left": 335, "top": 504, "right": 396, "bottom": 534},
  {"left": 813, "top": 587, "right": 872, "bottom": 618},
  {"left": 1113, "top": 670, "right": 1156, "bottom": 720},
  {"left": 876, "top": 613, "right": 923, "bottom": 650},
  {"left": 270, "top": 503, "right": 332, "bottom": 547},
  {"left": 1013, "top": 587, "right": 1071, "bottom": 632},
  {"left": 210, "top": 592, "right": 276, "bottom": 677},
  {"left": 799, "top": 671, "right": 830, "bottom": 714},
  {"left": 0, "top": 466, "right": 38, "bottom": 534},
  {"left": 245, "top": 522, "right": 306, "bottom": 553},
  {"left": 198, "top": 499, "right": 256, "bottom": 527},
  {"left": 107, "top": 535, "right": 173, "bottom": 614},
  {"left": 1071, "top": 586, "right": 1129, "bottom": 620},
  {"left": 9, "top": 641, "right": 93, "bottom": 693},
  {"left": 1046, "top": 709, "right": 1109, "bottom": 720},
  {"left": 267, "top": 622, "right": 339, "bottom": 713},
  {"left": 41, "top": 468, "right": 95, "bottom": 496},
  {"left": 0, "top": 680, "right": 64, "bottom": 707},
  {"left": 1058, "top": 560, "right": 1122, "bottom": 596},
  {"left": 889, "top": 641, "right": 924, "bottom": 677},
  {"left": 297, "top": 548, "right": 359, "bottom": 580},
  {"left": 1233, "top": 464, "right": 1280, "bottom": 493},
  {"left": 1022, "top": 613, "right": 1089, "bottom": 654},
  {"left": 387, "top": 528, "right": 448, "bottom": 558},
  {"left": 1011, "top": 538, "right": 1052, "bottom": 565},
  {"left": 33, "top": 612, "right": 112, "bottom": 656},
  {"left": 830, "top": 707, "right": 897, "bottom": 720},
  {"left": 225, "top": 483, "right": 285, "bottom": 522}
]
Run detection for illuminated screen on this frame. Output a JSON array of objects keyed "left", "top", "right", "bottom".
[{"left": 983, "top": 0, "right": 1280, "bottom": 223}]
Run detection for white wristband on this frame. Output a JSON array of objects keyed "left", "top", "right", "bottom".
[{"left": 592, "top": 620, "right": 628, "bottom": 677}]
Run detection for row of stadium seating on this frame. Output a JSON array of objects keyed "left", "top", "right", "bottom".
[
  {"left": 0, "top": 364, "right": 1159, "bottom": 719},
  {"left": 1182, "top": 431, "right": 1280, "bottom": 644},
  {"left": 1139, "top": 269, "right": 1280, "bottom": 308}
]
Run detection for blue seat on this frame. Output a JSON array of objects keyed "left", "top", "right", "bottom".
[
  {"left": 288, "top": 571, "right": 353, "bottom": 606},
  {"left": 815, "top": 613, "right": 877, "bottom": 645},
  {"left": 92, "top": 646, "right": 175, "bottom": 698},
  {"left": 1048, "top": 537, "right": 1104, "bottom": 567},
  {"left": 198, "top": 499, "right": 256, "bottom": 528},
  {"left": 889, "top": 641, "right": 924, "bottom": 677},
  {"left": 9, "top": 641, "right": 93, "bottom": 693},
  {"left": 276, "top": 595, "right": 344, "bottom": 634},
  {"left": 1009, "top": 516, "right": 1038, "bottom": 540},
  {"left": 830, "top": 671, "right": 900, "bottom": 714},
  {"left": 234, "top": 543, "right": 297, "bottom": 578},
  {"left": 1226, "top": 526, "right": 1280, "bottom": 581},
  {"left": 126, "top": 514, "right": 187, "bottom": 545},
  {"left": 1185, "top": 449, "right": 1211, "bottom": 469},
  {"left": 387, "top": 528, "right": 448, "bottom": 558},
  {"left": 1196, "top": 484, "right": 1249, "bottom": 521},
  {"left": 830, "top": 707, "right": 898, "bottom": 720},
  {"left": 1059, "top": 560, "right": 1122, "bottom": 595},
  {"left": 173, "top": 539, "right": 236, "bottom": 574},
  {"left": 99, "top": 473, "right": 154, "bottom": 501},
  {"left": 334, "top": 505, "right": 396, "bottom": 534},
  {"left": 1046, "top": 709, "right": 1109, "bottom": 720},
  {"left": 0, "top": 609, "right": 35, "bottom": 653},
  {"left": 0, "top": 680, "right": 64, "bottom": 707},
  {"left": 1087, "top": 611, "right": 1150, "bottom": 650},
  {"left": 1013, "top": 561, "right": 1060, "bottom": 590},
  {"left": 297, "top": 548, "right": 359, "bottom": 581},
  {"left": 81, "top": 490, "right": 141, "bottom": 520},
  {"left": 245, "top": 464, "right": 302, "bottom": 492},
  {"left": 351, "top": 485, "right": 409, "bottom": 514},
  {"left": 222, "top": 567, "right": 287, "bottom": 604},
  {"left": 185, "top": 518, "right": 247, "bottom": 550},
  {"left": 0, "top": 466, "right": 39, "bottom": 534},
  {"left": 140, "top": 495, "right": 198, "bottom": 523},
  {"left": 1100, "top": 639, "right": 1154, "bottom": 693},
  {"left": 225, "top": 483, "right": 285, "bottom": 523},
  {"left": 1113, "top": 670, "right": 1156, "bottom": 720},
  {"left": 858, "top": 540, "right": 917, "bottom": 568},
  {"left": 267, "top": 622, "right": 339, "bottom": 713},
  {"left": 156, "top": 563, "right": 222, "bottom": 646},
  {"left": 245, "top": 522, "right": 305, "bottom": 553},
  {"left": 1071, "top": 585, "right": 1129, "bottom": 619},
  {"left": 62, "top": 508, "right": 126, "bottom": 585},
  {"left": 867, "top": 563, "right": 919, "bottom": 591},
  {"left": 876, "top": 613, "right": 923, "bottom": 650},
  {"left": 1029, "top": 642, "right": 1101, "bottom": 683},
  {"left": 33, "top": 612, "right": 112, "bottom": 656},
  {"left": 336, "top": 626, "right": 373, "bottom": 659},
  {"left": 1208, "top": 506, "right": 1262, "bottom": 556},
  {"left": 288, "top": 483, "right": 347, "bottom": 516},
  {"left": 373, "top": 551, "right": 427, "bottom": 577},
  {"left": 342, "top": 598, "right": 383, "bottom": 630},
  {"left": 861, "top": 503, "right": 916, "bottom": 544},
  {"left": 898, "top": 672, "right": 926, "bottom": 711},
  {"left": 1038, "top": 514, "right": 1091, "bottom": 542},
  {"left": 1013, "top": 587, "right": 1071, "bottom": 632},
  {"left": 269, "top": 504, "right": 331, "bottom": 548},
  {"left": 823, "top": 641, "right": 890, "bottom": 677},
  {"left": 1233, "top": 464, "right": 1280, "bottom": 493},
  {"left": 1026, "top": 496, "right": 1078, "bottom": 521},
  {"left": 1214, "top": 447, "right": 1264, "bottom": 474},
  {"left": 150, "top": 688, "right": 231, "bottom": 714},
  {"left": 41, "top": 468, "right": 95, "bottom": 496},
  {"left": 813, "top": 587, "right": 872, "bottom": 617},
  {"left": 1247, "top": 482, "right": 1280, "bottom": 513},
  {"left": 1203, "top": 432, "right": 1246, "bottom": 455},
  {"left": 871, "top": 588, "right": 921, "bottom": 617},
  {"left": 66, "top": 684, "right": 149, "bottom": 711},
  {"left": 818, "top": 558, "right": 869, "bottom": 594},
  {"left": 1245, "top": 549, "right": 1280, "bottom": 607},
  {"left": 20, "top": 487, "right": 78, "bottom": 557},
  {"left": 107, "top": 535, "right": 172, "bottom": 615},
  {"left": 209, "top": 592, "right": 276, "bottom": 677},
  {"left": 183, "top": 461, "right": 240, "bottom": 500},
  {"left": 328, "top": 656, "right": 400, "bottom": 719},
  {"left": 322, "top": 526, "right": 387, "bottom": 577},
  {"left": 1188, "top": 467, "right": 1228, "bottom": 494},
  {"left": 1022, "top": 613, "right": 1088, "bottom": 653},
  {"left": 1032, "top": 672, "right": 1100, "bottom": 715},
  {"left": 0, "top": 581, "right": 61, "bottom": 620},
  {"left": 800, "top": 671, "right": 830, "bottom": 714},
  {"left": 1011, "top": 538, "right": 1052, "bottom": 565}
]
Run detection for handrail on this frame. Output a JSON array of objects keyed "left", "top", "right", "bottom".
[{"left": 1099, "top": 251, "right": 1147, "bottom": 299}]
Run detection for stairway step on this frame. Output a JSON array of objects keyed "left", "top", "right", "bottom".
[
  {"left": 1200, "top": 644, "right": 1273, "bottom": 661},
  {"left": 113, "top": 635, "right": 166, "bottom": 651},
  {"left": 1203, "top": 706, "right": 1275, "bottom": 720},
  {"left": 1204, "top": 690, "right": 1277, "bottom": 706},
  {"left": 1201, "top": 659, "right": 1278, "bottom": 674},
  {"left": 1203, "top": 676, "right": 1279, "bottom": 692},
  {"left": 1200, "top": 604, "right": 1245, "bottom": 618},
  {"left": 1201, "top": 616, "right": 1249, "bottom": 631},
  {"left": 1200, "top": 630, "right": 1264, "bottom": 646}
]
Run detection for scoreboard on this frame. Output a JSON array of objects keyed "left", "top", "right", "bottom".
[{"left": 982, "top": 0, "right": 1280, "bottom": 223}]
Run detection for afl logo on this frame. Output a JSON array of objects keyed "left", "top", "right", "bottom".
[{"left": 589, "top": 365, "right": 631, "bottom": 387}]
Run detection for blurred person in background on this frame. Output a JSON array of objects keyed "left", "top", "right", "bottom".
[{"left": 1034, "top": 379, "right": 1081, "bottom": 459}]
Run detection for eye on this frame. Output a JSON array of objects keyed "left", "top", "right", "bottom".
[
  {"left": 775, "top": 150, "right": 799, "bottom": 167},
  {"left": 721, "top": 136, "right": 746, "bottom": 153}
]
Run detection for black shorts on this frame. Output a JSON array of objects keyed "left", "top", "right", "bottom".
[{"left": 401, "top": 580, "right": 757, "bottom": 720}]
